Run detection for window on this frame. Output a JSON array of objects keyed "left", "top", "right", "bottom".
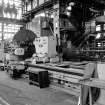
[
  {"left": 3, "top": 23, "right": 21, "bottom": 40},
  {"left": 0, "top": 0, "right": 22, "bottom": 19},
  {"left": 0, "top": 0, "right": 22, "bottom": 40}
]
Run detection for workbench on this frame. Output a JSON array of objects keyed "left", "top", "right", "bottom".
[
  {"left": 79, "top": 78, "right": 105, "bottom": 105},
  {"left": 28, "top": 62, "right": 87, "bottom": 76},
  {"left": 27, "top": 62, "right": 96, "bottom": 97}
]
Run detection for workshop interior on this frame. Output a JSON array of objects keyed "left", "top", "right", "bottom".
[{"left": 0, "top": 0, "right": 105, "bottom": 105}]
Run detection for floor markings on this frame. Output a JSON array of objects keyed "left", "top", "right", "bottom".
[{"left": 0, "top": 97, "right": 10, "bottom": 105}]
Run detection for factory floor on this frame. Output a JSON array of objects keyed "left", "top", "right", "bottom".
[{"left": 0, "top": 71, "right": 78, "bottom": 105}]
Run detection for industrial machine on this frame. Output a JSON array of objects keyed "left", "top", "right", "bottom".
[
  {"left": 27, "top": 16, "right": 53, "bottom": 37},
  {"left": 21, "top": 0, "right": 105, "bottom": 105},
  {"left": 79, "top": 20, "right": 105, "bottom": 61},
  {"left": 7, "top": 61, "right": 26, "bottom": 78},
  {"left": 6, "top": 29, "right": 36, "bottom": 78},
  {"left": 0, "top": 60, "right": 4, "bottom": 71},
  {"left": 33, "top": 36, "right": 58, "bottom": 63},
  {"left": 28, "top": 67, "right": 50, "bottom": 88},
  {"left": 27, "top": 62, "right": 100, "bottom": 105},
  {"left": 13, "top": 29, "right": 36, "bottom": 60}
]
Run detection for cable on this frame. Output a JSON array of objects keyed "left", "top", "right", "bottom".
[{"left": 43, "top": 5, "right": 54, "bottom": 36}]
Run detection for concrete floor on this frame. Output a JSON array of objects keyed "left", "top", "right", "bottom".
[{"left": 0, "top": 71, "right": 78, "bottom": 105}]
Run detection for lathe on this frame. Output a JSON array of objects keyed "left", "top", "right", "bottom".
[{"left": 27, "top": 61, "right": 104, "bottom": 105}]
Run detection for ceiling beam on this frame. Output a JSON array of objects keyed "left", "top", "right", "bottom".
[
  {"left": 22, "top": 0, "right": 53, "bottom": 18},
  {"left": 0, "top": 17, "right": 25, "bottom": 25}
]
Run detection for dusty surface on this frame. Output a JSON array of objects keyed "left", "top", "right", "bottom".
[{"left": 0, "top": 71, "right": 78, "bottom": 105}]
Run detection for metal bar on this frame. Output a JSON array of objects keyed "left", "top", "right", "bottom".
[
  {"left": 1, "top": 0, "right": 4, "bottom": 70},
  {"left": 0, "top": 17, "right": 25, "bottom": 25},
  {"left": 80, "top": 85, "right": 84, "bottom": 105},
  {"left": 89, "top": 87, "right": 92, "bottom": 105},
  {"left": 22, "top": 1, "right": 53, "bottom": 18}
]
